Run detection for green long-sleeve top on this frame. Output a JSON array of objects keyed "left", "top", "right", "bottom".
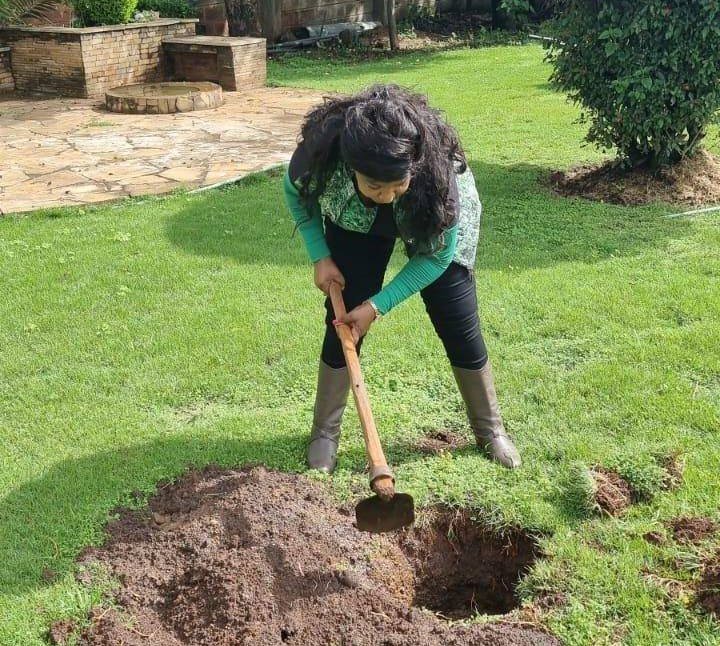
[{"left": 283, "top": 164, "right": 458, "bottom": 316}]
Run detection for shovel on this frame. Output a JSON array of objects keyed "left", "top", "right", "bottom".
[{"left": 328, "top": 281, "right": 415, "bottom": 533}]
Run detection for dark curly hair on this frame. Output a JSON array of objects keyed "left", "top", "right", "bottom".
[{"left": 296, "top": 84, "right": 467, "bottom": 247}]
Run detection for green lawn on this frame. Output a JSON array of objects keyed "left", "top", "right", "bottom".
[{"left": 1, "top": 44, "right": 719, "bottom": 645}]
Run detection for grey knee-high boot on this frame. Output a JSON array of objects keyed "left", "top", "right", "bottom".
[
  {"left": 307, "top": 360, "right": 350, "bottom": 473},
  {"left": 452, "top": 363, "right": 522, "bottom": 469}
]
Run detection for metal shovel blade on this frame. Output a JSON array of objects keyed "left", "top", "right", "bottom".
[{"left": 355, "top": 493, "right": 415, "bottom": 533}]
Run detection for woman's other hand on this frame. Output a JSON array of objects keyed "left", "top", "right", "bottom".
[
  {"left": 335, "top": 302, "right": 377, "bottom": 344},
  {"left": 314, "top": 257, "right": 345, "bottom": 294}
]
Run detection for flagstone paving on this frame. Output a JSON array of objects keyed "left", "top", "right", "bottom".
[{"left": 0, "top": 87, "right": 323, "bottom": 214}]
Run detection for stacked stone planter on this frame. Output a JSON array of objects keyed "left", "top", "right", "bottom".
[
  {"left": 0, "top": 19, "right": 197, "bottom": 98},
  {"left": 162, "top": 36, "right": 266, "bottom": 91}
]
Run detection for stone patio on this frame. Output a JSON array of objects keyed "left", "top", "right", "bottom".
[{"left": 0, "top": 87, "right": 322, "bottom": 214}]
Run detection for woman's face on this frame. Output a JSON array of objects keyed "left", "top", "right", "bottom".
[{"left": 354, "top": 171, "right": 411, "bottom": 204}]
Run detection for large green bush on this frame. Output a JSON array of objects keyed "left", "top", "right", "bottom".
[
  {"left": 136, "top": 0, "right": 195, "bottom": 18},
  {"left": 547, "top": 0, "right": 720, "bottom": 167},
  {"left": 73, "top": 0, "right": 138, "bottom": 25}
]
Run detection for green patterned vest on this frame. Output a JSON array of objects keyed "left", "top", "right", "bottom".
[{"left": 318, "top": 162, "right": 481, "bottom": 269}]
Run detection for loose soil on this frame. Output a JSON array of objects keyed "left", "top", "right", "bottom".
[
  {"left": 550, "top": 150, "right": 720, "bottom": 207},
  {"left": 697, "top": 551, "right": 720, "bottom": 618},
  {"left": 590, "top": 467, "right": 633, "bottom": 516},
  {"left": 48, "top": 620, "right": 76, "bottom": 645},
  {"left": 643, "top": 531, "right": 665, "bottom": 546},
  {"left": 53, "top": 466, "right": 558, "bottom": 646},
  {"left": 668, "top": 517, "right": 718, "bottom": 545},
  {"left": 415, "top": 428, "right": 472, "bottom": 455}
]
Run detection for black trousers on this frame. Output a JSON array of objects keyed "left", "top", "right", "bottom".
[{"left": 321, "top": 220, "right": 488, "bottom": 371}]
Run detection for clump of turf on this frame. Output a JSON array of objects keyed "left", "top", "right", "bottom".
[
  {"left": 567, "top": 451, "right": 686, "bottom": 518},
  {"left": 589, "top": 467, "right": 633, "bottom": 516},
  {"left": 606, "top": 455, "right": 667, "bottom": 503}
]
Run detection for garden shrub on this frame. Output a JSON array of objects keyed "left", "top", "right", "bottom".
[
  {"left": 547, "top": 0, "right": 720, "bottom": 167},
  {"left": 73, "top": 0, "right": 138, "bottom": 25},
  {"left": 136, "top": 0, "right": 196, "bottom": 18}
]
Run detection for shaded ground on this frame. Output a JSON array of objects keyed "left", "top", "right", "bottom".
[
  {"left": 550, "top": 150, "right": 720, "bottom": 207},
  {"left": 52, "top": 466, "right": 558, "bottom": 646}
]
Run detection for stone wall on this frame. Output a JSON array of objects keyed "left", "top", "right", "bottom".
[
  {"left": 0, "top": 47, "right": 15, "bottom": 93},
  {"left": 0, "top": 19, "right": 197, "bottom": 98},
  {"left": 163, "top": 36, "right": 266, "bottom": 91},
  {"left": 80, "top": 20, "right": 197, "bottom": 98}
]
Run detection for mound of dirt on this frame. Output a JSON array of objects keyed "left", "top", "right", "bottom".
[
  {"left": 697, "top": 551, "right": 720, "bottom": 618},
  {"left": 415, "top": 429, "right": 472, "bottom": 455},
  {"left": 55, "top": 466, "right": 558, "bottom": 646},
  {"left": 590, "top": 467, "right": 633, "bottom": 516},
  {"left": 550, "top": 150, "right": 720, "bottom": 207},
  {"left": 668, "top": 517, "right": 718, "bottom": 545}
]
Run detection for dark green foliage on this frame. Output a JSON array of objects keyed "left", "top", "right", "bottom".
[
  {"left": 72, "top": 0, "right": 138, "bottom": 24},
  {"left": 500, "top": 0, "right": 531, "bottom": 28},
  {"left": 136, "top": 0, "right": 195, "bottom": 18},
  {"left": 499, "top": 1, "right": 557, "bottom": 30},
  {"left": 0, "top": 0, "right": 60, "bottom": 24},
  {"left": 547, "top": 0, "right": 720, "bottom": 167}
]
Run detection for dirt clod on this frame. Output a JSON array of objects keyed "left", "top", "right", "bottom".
[
  {"left": 48, "top": 619, "right": 76, "bottom": 645},
  {"left": 591, "top": 467, "right": 633, "bottom": 516},
  {"left": 668, "top": 517, "right": 718, "bottom": 545},
  {"left": 62, "top": 465, "right": 558, "bottom": 646},
  {"left": 550, "top": 150, "right": 720, "bottom": 207},
  {"left": 415, "top": 429, "right": 471, "bottom": 455},
  {"left": 697, "top": 551, "right": 720, "bottom": 618},
  {"left": 643, "top": 531, "right": 665, "bottom": 546}
]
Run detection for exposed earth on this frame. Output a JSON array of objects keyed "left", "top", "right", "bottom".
[
  {"left": 415, "top": 428, "right": 472, "bottom": 455},
  {"left": 668, "top": 516, "right": 719, "bottom": 545},
  {"left": 51, "top": 466, "right": 560, "bottom": 646},
  {"left": 550, "top": 150, "right": 720, "bottom": 207},
  {"left": 697, "top": 551, "right": 720, "bottom": 618}
]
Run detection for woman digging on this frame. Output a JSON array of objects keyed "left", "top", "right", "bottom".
[{"left": 284, "top": 84, "right": 521, "bottom": 474}]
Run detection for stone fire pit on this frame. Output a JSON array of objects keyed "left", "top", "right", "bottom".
[{"left": 105, "top": 81, "right": 223, "bottom": 114}]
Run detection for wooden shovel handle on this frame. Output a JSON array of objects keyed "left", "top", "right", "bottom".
[{"left": 328, "top": 281, "right": 395, "bottom": 500}]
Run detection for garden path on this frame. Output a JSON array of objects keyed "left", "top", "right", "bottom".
[{"left": 0, "top": 87, "right": 321, "bottom": 214}]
